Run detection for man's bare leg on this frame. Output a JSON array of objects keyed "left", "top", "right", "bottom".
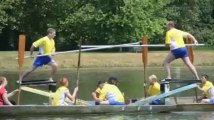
[
  {"left": 21, "top": 66, "right": 37, "bottom": 81},
  {"left": 163, "top": 52, "right": 176, "bottom": 79},
  {"left": 99, "top": 101, "right": 110, "bottom": 105},
  {"left": 201, "top": 99, "right": 210, "bottom": 103},
  {"left": 182, "top": 57, "right": 199, "bottom": 80},
  {"left": 48, "top": 62, "right": 58, "bottom": 81}
]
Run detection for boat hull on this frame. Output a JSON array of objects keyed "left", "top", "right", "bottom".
[
  {"left": 1, "top": 104, "right": 214, "bottom": 116},
  {"left": 0, "top": 105, "right": 174, "bottom": 116}
]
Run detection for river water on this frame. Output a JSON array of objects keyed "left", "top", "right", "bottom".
[
  {"left": 1, "top": 67, "right": 214, "bottom": 119},
  {"left": 2, "top": 112, "right": 214, "bottom": 120}
]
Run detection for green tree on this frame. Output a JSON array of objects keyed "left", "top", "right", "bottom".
[
  {"left": 59, "top": 0, "right": 168, "bottom": 47},
  {"left": 0, "top": 0, "right": 213, "bottom": 50},
  {"left": 163, "top": 0, "right": 214, "bottom": 47},
  {"left": 0, "top": 0, "right": 18, "bottom": 50}
]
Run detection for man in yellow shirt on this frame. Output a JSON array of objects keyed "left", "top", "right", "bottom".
[
  {"left": 147, "top": 75, "right": 161, "bottom": 105},
  {"left": 92, "top": 80, "right": 125, "bottom": 105},
  {"left": 197, "top": 74, "right": 214, "bottom": 103},
  {"left": 163, "top": 21, "right": 199, "bottom": 80},
  {"left": 21, "top": 28, "right": 58, "bottom": 81}
]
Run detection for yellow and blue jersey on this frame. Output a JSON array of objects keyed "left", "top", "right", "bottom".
[
  {"left": 148, "top": 82, "right": 160, "bottom": 96},
  {"left": 99, "top": 83, "right": 124, "bottom": 103},
  {"left": 52, "top": 86, "right": 69, "bottom": 106},
  {"left": 165, "top": 28, "right": 188, "bottom": 50},
  {"left": 202, "top": 81, "right": 214, "bottom": 99},
  {"left": 96, "top": 88, "right": 101, "bottom": 94},
  {"left": 33, "top": 36, "right": 55, "bottom": 55}
]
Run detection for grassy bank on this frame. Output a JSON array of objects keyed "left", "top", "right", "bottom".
[{"left": 0, "top": 50, "right": 213, "bottom": 70}]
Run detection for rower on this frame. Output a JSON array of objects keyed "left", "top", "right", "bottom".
[
  {"left": 94, "top": 76, "right": 120, "bottom": 105},
  {"left": 92, "top": 80, "right": 125, "bottom": 105},
  {"left": 0, "top": 76, "right": 19, "bottom": 106},
  {"left": 147, "top": 75, "right": 161, "bottom": 105},
  {"left": 52, "top": 77, "right": 78, "bottom": 106},
  {"left": 197, "top": 74, "right": 214, "bottom": 103}
]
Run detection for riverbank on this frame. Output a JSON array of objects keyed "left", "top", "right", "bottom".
[{"left": 0, "top": 50, "right": 213, "bottom": 70}]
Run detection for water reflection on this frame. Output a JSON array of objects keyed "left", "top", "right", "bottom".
[
  {"left": 0, "top": 67, "right": 214, "bottom": 105},
  {"left": 3, "top": 112, "right": 214, "bottom": 120}
]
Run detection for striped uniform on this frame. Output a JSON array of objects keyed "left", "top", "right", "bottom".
[
  {"left": 99, "top": 83, "right": 125, "bottom": 105},
  {"left": 165, "top": 28, "right": 189, "bottom": 59},
  {"left": 32, "top": 36, "right": 55, "bottom": 67},
  {"left": 148, "top": 82, "right": 161, "bottom": 105},
  {"left": 202, "top": 81, "right": 214, "bottom": 103},
  {"left": 52, "top": 86, "right": 71, "bottom": 106}
]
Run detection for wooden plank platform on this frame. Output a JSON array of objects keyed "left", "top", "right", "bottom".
[
  {"left": 129, "top": 83, "right": 198, "bottom": 105},
  {"left": 163, "top": 79, "right": 201, "bottom": 84},
  {"left": 20, "top": 86, "right": 54, "bottom": 97},
  {"left": 17, "top": 80, "right": 57, "bottom": 86},
  {"left": 20, "top": 86, "right": 90, "bottom": 105}
]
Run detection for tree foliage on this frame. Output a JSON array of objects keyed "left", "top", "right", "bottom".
[{"left": 0, "top": 0, "right": 213, "bottom": 50}]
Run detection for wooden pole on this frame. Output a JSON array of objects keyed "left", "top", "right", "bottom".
[
  {"left": 142, "top": 36, "right": 148, "bottom": 98},
  {"left": 18, "top": 42, "right": 140, "bottom": 59},
  {"left": 17, "top": 34, "right": 26, "bottom": 105},
  {"left": 18, "top": 43, "right": 204, "bottom": 59},
  {"left": 74, "top": 38, "right": 82, "bottom": 105},
  {"left": 186, "top": 37, "right": 198, "bottom": 102},
  {"left": 81, "top": 44, "right": 204, "bottom": 48},
  {"left": 186, "top": 38, "right": 194, "bottom": 63}
]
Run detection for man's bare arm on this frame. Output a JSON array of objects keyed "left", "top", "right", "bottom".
[
  {"left": 30, "top": 45, "right": 35, "bottom": 57},
  {"left": 183, "top": 33, "right": 198, "bottom": 44}
]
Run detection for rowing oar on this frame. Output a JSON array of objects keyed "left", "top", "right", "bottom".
[
  {"left": 74, "top": 38, "right": 82, "bottom": 105},
  {"left": 17, "top": 35, "right": 26, "bottom": 105},
  {"left": 142, "top": 36, "right": 148, "bottom": 98},
  {"left": 186, "top": 37, "right": 198, "bottom": 102}
]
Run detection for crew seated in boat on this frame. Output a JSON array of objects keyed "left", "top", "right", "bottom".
[
  {"left": 197, "top": 74, "right": 214, "bottom": 103},
  {"left": 94, "top": 76, "right": 120, "bottom": 105},
  {"left": 92, "top": 80, "right": 125, "bottom": 105},
  {"left": 147, "top": 75, "right": 161, "bottom": 105},
  {"left": 52, "top": 77, "right": 78, "bottom": 106},
  {"left": 0, "top": 76, "right": 19, "bottom": 106}
]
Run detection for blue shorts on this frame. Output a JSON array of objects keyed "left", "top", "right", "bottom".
[
  {"left": 109, "top": 99, "right": 125, "bottom": 105},
  {"left": 33, "top": 56, "right": 53, "bottom": 67},
  {"left": 150, "top": 99, "right": 161, "bottom": 105},
  {"left": 95, "top": 102, "right": 100, "bottom": 105},
  {"left": 171, "top": 47, "right": 188, "bottom": 59},
  {"left": 209, "top": 99, "right": 214, "bottom": 103}
]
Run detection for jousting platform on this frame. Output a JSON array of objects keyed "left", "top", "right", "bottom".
[{"left": 17, "top": 79, "right": 90, "bottom": 105}]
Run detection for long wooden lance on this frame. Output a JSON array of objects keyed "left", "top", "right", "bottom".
[{"left": 142, "top": 36, "right": 148, "bottom": 98}]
